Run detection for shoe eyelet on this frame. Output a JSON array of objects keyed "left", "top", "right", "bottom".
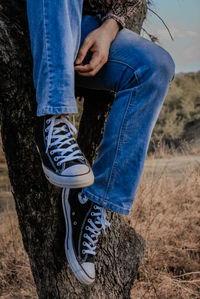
[
  {"left": 50, "top": 151, "right": 54, "bottom": 155},
  {"left": 54, "top": 157, "right": 58, "bottom": 161},
  {"left": 86, "top": 226, "right": 89, "bottom": 230},
  {"left": 57, "top": 162, "right": 61, "bottom": 166},
  {"left": 73, "top": 221, "right": 77, "bottom": 225},
  {"left": 91, "top": 212, "right": 94, "bottom": 216},
  {"left": 46, "top": 120, "right": 50, "bottom": 124},
  {"left": 72, "top": 212, "right": 75, "bottom": 216},
  {"left": 83, "top": 233, "right": 87, "bottom": 238},
  {"left": 82, "top": 249, "right": 86, "bottom": 254},
  {"left": 83, "top": 241, "right": 86, "bottom": 246},
  {"left": 88, "top": 219, "right": 91, "bottom": 223},
  {"left": 94, "top": 205, "right": 97, "bottom": 209}
]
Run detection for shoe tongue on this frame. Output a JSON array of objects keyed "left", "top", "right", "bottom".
[
  {"left": 52, "top": 121, "right": 78, "bottom": 149},
  {"left": 53, "top": 122, "right": 86, "bottom": 163},
  {"left": 50, "top": 121, "right": 84, "bottom": 166},
  {"left": 54, "top": 121, "right": 70, "bottom": 136}
]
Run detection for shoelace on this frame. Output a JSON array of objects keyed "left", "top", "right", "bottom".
[
  {"left": 45, "top": 115, "right": 83, "bottom": 166},
  {"left": 82, "top": 204, "right": 110, "bottom": 256}
]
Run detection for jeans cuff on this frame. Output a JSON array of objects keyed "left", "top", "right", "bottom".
[
  {"left": 37, "top": 105, "right": 78, "bottom": 116},
  {"left": 82, "top": 190, "right": 131, "bottom": 215}
]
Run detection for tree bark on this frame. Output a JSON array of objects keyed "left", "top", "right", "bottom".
[{"left": 0, "top": 1, "right": 147, "bottom": 298}]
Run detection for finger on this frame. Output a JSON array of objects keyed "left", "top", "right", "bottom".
[
  {"left": 76, "top": 57, "right": 106, "bottom": 77},
  {"left": 75, "top": 38, "right": 93, "bottom": 64},
  {"left": 75, "top": 52, "right": 104, "bottom": 73},
  {"left": 85, "top": 51, "right": 102, "bottom": 70},
  {"left": 76, "top": 58, "right": 106, "bottom": 77},
  {"left": 74, "top": 59, "right": 101, "bottom": 73},
  {"left": 74, "top": 64, "right": 92, "bottom": 73}
]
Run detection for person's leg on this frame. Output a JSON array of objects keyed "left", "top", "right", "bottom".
[
  {"left": 62, "top": 14, "right": 175, "bottom": 285},
  {"left": 26, "top": 0, "right": 94, "bottom": 188},
  {"left": 26, "top": 0, "right": 83, "bottom": 115},
  {"left": 76, "top": 16, "right": 175, "bottom": 215}
]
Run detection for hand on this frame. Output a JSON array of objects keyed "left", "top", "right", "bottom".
[{"left": 74, "top": 19, "right": 120, "bottom": 77}]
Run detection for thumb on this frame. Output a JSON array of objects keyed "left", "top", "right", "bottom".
[{"left": 75, "top": 38, "right": 93, "bottom": 64}]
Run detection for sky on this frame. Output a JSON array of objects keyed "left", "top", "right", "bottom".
[{"left": 143, "top": 0, "right": 200, "bottom": 73}]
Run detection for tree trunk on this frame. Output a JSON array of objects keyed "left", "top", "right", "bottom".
[{"left": 0, "top": 1, "right": 147, "bottom": 298}]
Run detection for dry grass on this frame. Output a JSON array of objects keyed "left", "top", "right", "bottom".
[
  {"left": 149, "top": 139, "right": 200, "bottom": 159},
  {"left": 0, "top": 211, "right": 37, "bottom": 299},
  {"left": 0, "top": 139, "right": 37, "bottom": 298},
  {"left": 0, "top": 146, "right": 199, "bottom": 298},
  {"left": 130, "top": 158, "right": 200, "bottom": 298}
]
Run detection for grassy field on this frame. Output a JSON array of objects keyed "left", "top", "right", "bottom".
[
  {"left": 130, "top": 152, "right": 200, "bottom": 298},
  {"left": 0, "top": 140, "right": 199, "bottom": 298}
]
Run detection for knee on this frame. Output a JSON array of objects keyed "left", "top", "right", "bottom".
[{"left": 148, "top": 45, "right": 175, "bottom": 83}]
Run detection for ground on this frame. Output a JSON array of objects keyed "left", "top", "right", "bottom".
[{"left": 0, "top": 140, "right": 199, "bottom": 298}]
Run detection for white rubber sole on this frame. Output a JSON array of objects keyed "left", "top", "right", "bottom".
[
  {"left": 43, "top": 164, "right": 94, "bottom": 188},
  {"left": 62, "top": 188, "right": 95, "bottom": 285}
]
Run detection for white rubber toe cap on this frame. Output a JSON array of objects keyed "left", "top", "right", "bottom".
[
  {"left": 81, "top": 262, "right": 95, "bottom": 280},
  {"left": 62, "top": 164, "right": 90, "bottom": 176}
]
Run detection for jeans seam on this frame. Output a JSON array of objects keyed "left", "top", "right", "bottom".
[
  {"left": 42, "top": 0, "right": 52, "bottom": 100},
  {"left": 107, "top": 59, "right": 140, "bottom": 86},
  {"left": 103, "top": 87, "right": 136, "bottom": 199}
]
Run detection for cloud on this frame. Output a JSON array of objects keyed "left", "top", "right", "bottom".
[
  {"left": 147, "top": 21, "right": 200, "bottom": 72},
  {"left": 182, "top": 42, "right": 200, "bottom": 62},
  {"left": 156, "top": 22, "right": 199, "bottom": 41},
  {"left": 144, "top": 0, "right": 200, "bottom": 72}
]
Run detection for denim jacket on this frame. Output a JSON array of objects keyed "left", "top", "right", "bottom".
[{"left": 83, "top": 0, "right": 143, "bottom": 29}]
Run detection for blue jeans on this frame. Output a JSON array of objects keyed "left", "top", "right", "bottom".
[{"left": 26, "top": 0, "right": 175, "bottom": 215}]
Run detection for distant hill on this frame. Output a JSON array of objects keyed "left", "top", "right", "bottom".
[{"left": 150, "top": 70, "right": 200, "bottom": 149}]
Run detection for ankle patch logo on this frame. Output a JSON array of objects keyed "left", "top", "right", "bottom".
[{"left": 78, "top": 192, "right": 88, "bottom": 204}]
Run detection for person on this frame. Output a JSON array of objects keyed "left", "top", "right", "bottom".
[{"left": 26, "top": 0, "right": 175, "bottom": 285}]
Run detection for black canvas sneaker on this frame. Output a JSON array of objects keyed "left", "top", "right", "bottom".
[
  {"left": 62, "top": 188, "right": 110, "bottom": 285},
  {"left": 35, "top": 114, "right": 94, "bottom": 188}
]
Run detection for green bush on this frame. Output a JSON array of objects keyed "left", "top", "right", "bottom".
[{"left": 150, "top": 71, "right": 200, "bottom": 149}]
